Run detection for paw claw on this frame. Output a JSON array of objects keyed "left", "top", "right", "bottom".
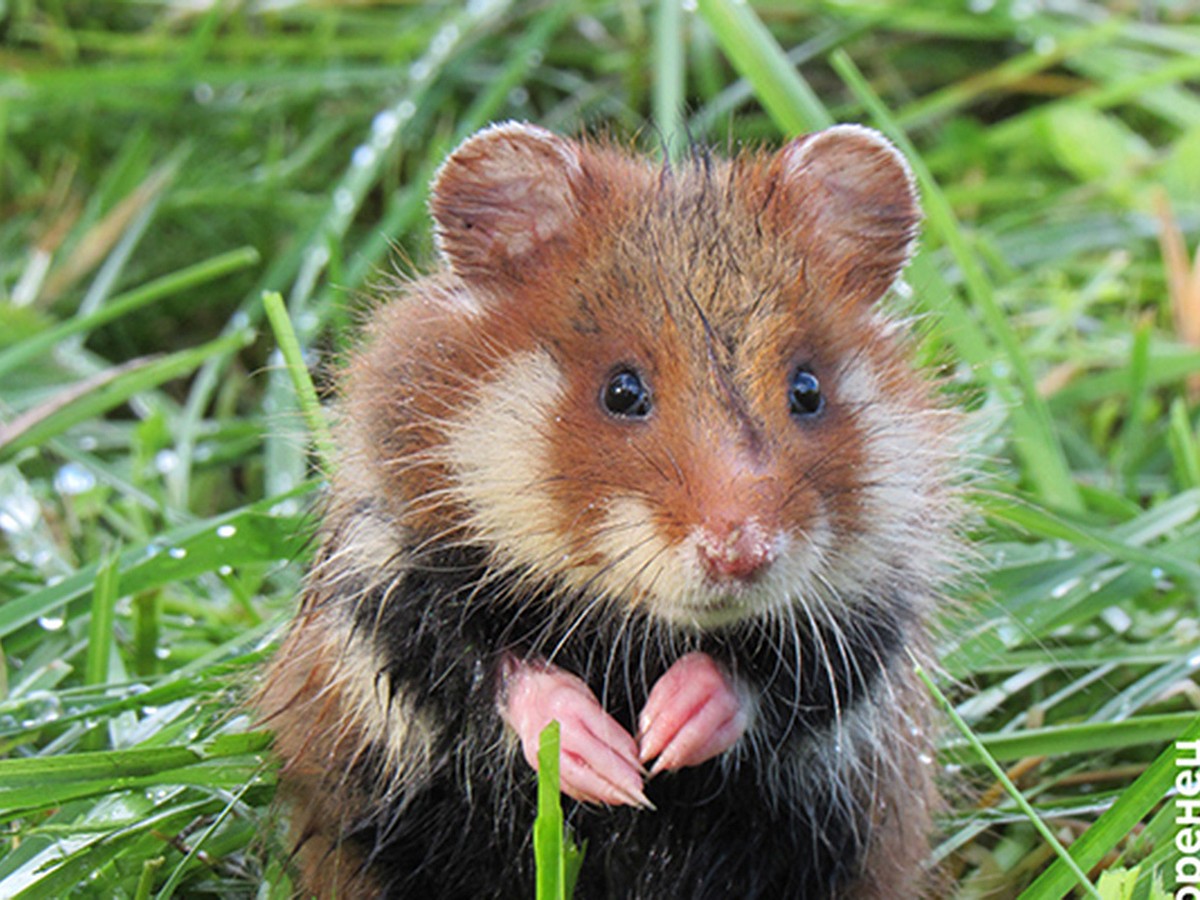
[
  {"left": 499, "top": 655, "right": 648, "bottom": 807},
  {"left": 637, "top": 652, "right": 749, "bottom": 774}
]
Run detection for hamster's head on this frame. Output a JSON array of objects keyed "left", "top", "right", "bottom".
[{"left": 421, "top": 122, "right": 956, "bottom": 628}]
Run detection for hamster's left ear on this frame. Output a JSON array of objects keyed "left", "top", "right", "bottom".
[
  {"left": 770, "top": 125, "right": 921, "bottom": 306},
  {"left": 430, "top": 121, "right": 584, "bottom": 285}
]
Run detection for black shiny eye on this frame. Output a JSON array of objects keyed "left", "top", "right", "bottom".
[
  {"left": 789, "top": 367, "right": 823, "bottom": 417},
  {"left": 602, "top": 368, "right": 652, "bottom": 418}
]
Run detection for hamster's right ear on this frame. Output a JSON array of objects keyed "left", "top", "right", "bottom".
[{"left": 430, "top": 122, "right": 583, "bottom": 283}]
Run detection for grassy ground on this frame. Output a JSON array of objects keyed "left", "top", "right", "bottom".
[{"left": 2, "top": 1, "right": 1199, "bottom": 896}]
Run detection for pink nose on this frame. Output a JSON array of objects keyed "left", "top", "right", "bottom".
[{"left": 696, "top": 522, "right": 774, "bottom": 583}]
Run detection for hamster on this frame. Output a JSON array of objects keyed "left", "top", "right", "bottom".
[{"left": 257, "top": 121, "right": 962, "bottom": 899}]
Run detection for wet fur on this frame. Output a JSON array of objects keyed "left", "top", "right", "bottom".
[{"left": 258, "top": 123, "right": 961, "bottom": 898}]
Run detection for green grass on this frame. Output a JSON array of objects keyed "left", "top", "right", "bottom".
[{"left": 2, "top": 1, "right": 1199, "bottom": 896}]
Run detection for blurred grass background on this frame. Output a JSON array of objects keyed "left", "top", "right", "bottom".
[{"left": 1, "top": 0, "right": 1199, "bottom": 896}]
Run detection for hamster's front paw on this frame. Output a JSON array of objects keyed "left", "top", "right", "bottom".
[
  {"left": 499, "top": 655, "right": 651, "bottom": 808},
  {"left": 637, "top": 652, "right": 749, "bottom": 776}
]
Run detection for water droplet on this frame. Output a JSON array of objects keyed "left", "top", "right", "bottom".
[
  {"left": 229, "top": 310, "right": 251, "bottom": 330},
  {"left": 193, "top": 82, "right": 215, "bottom": 104},
  {"left": 918, "top": 752, "right": 934, "bottom": 765},
  {"left": 1188, "top": 653, "right": 1200, "bottom": 668},
  {"left": 508, "top": 87, "right": 529, "bottom": 107},
  {"left": 38, "top": 615, "right": 65, "bottom": 631},
  {"left": 430, "top": 24, "right": 460, "bottom": 58},
  {"left": 54, "top": 462, "right": 97, "bottom": 496},
  {"left": 271, "top": 499, "right": 300, "bottom": 517},
  {"left": 372, "top": 109, "right": 401, "bottom": 143},
  {"left": 1151, "top": 567, "right": 1165, "bottom": 580},
  {"left": 409, "top": 60, "right": 432, "bottom": 83},
  {"left": 333, "top": 187, "right": 355, "bottom": 216},
  {"left": 305, "top": 245, "right": 330, "bottom": 270},
  {"left": 1051, "top": 577, "right": 1080, "bottom": 599},
  {"left": 0, "top": 494, "right": 39, "bottom": 534},
  {"left": 1010, "top": 0, "right": 1036, "bottom": 19},
  {"left": 1034, "top": 35, "right": 1056, "bottom": 55},
  {"left": 217, "top": 524, "right": 237, "bottom": 539},
  {"left": 78, "top": 435, "right": 99, "bottom": 451},
  {"left": 351, "top": 144, "right": 376, "bottom": 169},
  {"left": 168, "top": 547, "right": 187, "bottom": 560},
  {"left": 218, "top": 565, "right": 234, "bottom": 576},
  {"left": 155, "top": 647, "right": 171, "bottom": 660},
  {"left": 154, "top": 449, "right": 180, "bottom": 475}
]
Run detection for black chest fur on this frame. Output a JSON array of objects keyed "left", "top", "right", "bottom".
[{"left": 336, "top": 545, "right": 911, "bottom": 899}]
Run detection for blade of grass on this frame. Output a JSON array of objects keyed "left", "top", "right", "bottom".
[
  {"left": 82, "top": 546, "right": 121, "bottom": 751},
  {"left": 693, "top": 0, "right": 832, "bottom": 134},
  {"left": 654, "top": 0, "right": 686, "bottom": 159},
  {"left": 942, "top": 712, "right": 1199, "bottom": 764},
  {"left": 1019, "top": 716, "right": 1200, "bottom": 900},
  {"left": 916, "top": 657, "right": 1102, "bottom": 900},
  {"left": 0, "top": 246, "right": 259, "bottom": 379},
  {"left": 535, "top": 720, "right": 567, "bottom": 900},
  {"left": 0, "top": 484, "right": 313, "bottom": 640},
  {"left": 0, "top": 330, "right": 254, "bottom": 461},
  {"left": 262, "top": 291, "right": 334, "bottom": 470}
]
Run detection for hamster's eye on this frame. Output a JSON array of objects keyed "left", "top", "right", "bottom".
[
  {"left": 602, "top": 369, "right": 652, "bottom": 418},
  {"left": 789, "top": 367, "right": 823, "bottom": 417}
]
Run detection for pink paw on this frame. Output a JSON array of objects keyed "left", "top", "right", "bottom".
[
  {"left": 637, "top": 652, "right": 749, "bottom": 776},
  {"left": 499, "top": 655, "right": 650, "bottom": 808}
]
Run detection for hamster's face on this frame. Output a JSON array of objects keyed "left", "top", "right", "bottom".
[{"left": 433, "top": 123, "right": 955, "bottom": 627}]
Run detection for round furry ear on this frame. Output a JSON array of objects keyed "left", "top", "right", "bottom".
[
  {"left": 771, "top": 125, "right": 921, "bottom": 306},
  {"left": 429, "top": 122, "right": 583, "bottom": 283}
]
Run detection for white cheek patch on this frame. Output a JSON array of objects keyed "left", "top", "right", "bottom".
[
  {"left": 587, "top": 496, "right": 697, "bottom": 610},
  {"left": 830, "top": 335, "right": 953, "bottom": 598},
  {"left": 444, "top": 350, "right": 566, "bottom": 574}
]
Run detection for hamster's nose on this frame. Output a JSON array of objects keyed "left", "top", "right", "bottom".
[{"left": 696, "top": 520, "right": 774, "bottom": 583}]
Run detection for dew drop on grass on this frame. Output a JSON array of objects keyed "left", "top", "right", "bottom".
[
  {"left": 1051, "top": 577, "right": 1080, "bottom": 599},
  {"left": 155, "top": 647, "right": 171, "bottom": 660},
  {"left": 352, "top": 145, "right": 376, "bottom": 169},
  {"left": 0, "top": 493, "right": 39, "bottom": 534},
  {"left": 38, "top": 615, "right": 65, "bottom": 631},
  {"left": 217, "top": 524, "right": 237, "bottom": 539},
  {"left": 78, "top": 435, "right": 99, "bottom": 451},
  {"left": 154, "top": 449, "right": 180, "bottom": 475},
  {"left": 168, "top": 547, "right": 187, "bottom": 560},
  {"left": 54, "top": 462, "right": 96, "bottom": 496},
  {"left": 334, "top": 187, "right": 355, "bottom": 216},
  {"left": 430, "top": 24, "right": 459, "bottom": 58},
  {"left": 409, "top": 60, "right": 432, "bottom": 83},
  {"left": 218, "top": 565, "right": 234, "bottom": 576},
  {"left": 271, "top": 499, "right": 300, "bottom": 517},
  {"left": 193, "top": 82, "right": 215, "bottom": 104}
]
